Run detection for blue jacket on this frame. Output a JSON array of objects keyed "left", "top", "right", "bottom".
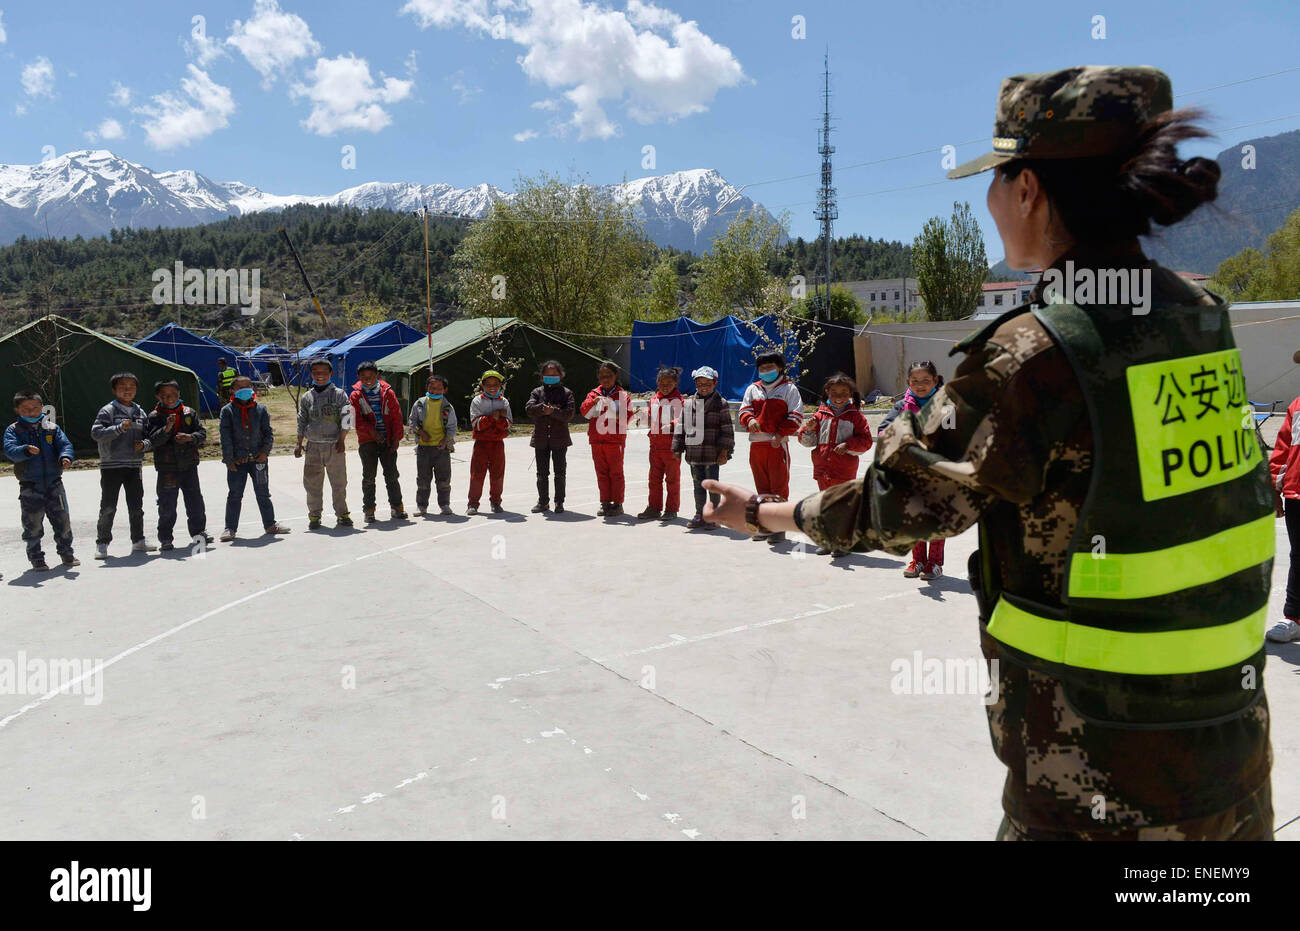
[
  {"left": 220, "top": 401, "right": 273, "bottom": 464},
  {"left": 4, "top": 419, "right": 74, "bottom": 488}
]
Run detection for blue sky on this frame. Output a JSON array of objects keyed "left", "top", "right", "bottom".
[{"left": 1, "top": 0, "right": 1298, "bottom": 261}]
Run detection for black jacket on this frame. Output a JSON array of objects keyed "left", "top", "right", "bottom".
[
  {"left": 145, "top": 405, "right": 206, "bottom": 471},
  {"left": 525, "top": 384, "right": 575, "bottom": 449}
]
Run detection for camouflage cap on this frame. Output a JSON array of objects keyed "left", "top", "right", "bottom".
[{"left": 947, "top": 65, "right": 1173, "bottom": 179}]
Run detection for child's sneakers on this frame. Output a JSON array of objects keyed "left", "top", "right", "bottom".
[
  {"left": 61, "top": 554, "right": 80, "bottom": 567},
  {"left": 30, "top": 558, "right": 50, "bottom": 571},
  {"left": 337, "top": 514, "right": 354, "bottom": 527},
  {"left": 531, "top": 501, "right": 549, "bottom": 513},
  {"left": 637, "top": 507, "right": 662, "bottom": 520},
  {"left": 264, "top": 523, "right": 292, "bottom": 534},
  {"left": 661, "top": 511, "right": 677, "bottom": 522},
  {"left": 219, "top": 528, "right": 236, "bottom": 542},
  {"left": 606, "top": 503, "right": 623, "bottom": 517},
  {"left": 466, "top": 505, "right": 479, "bottom": 516},
  {"left": 364, "top": 510, "right": 377, "bottom": 523},
  {"left": 903, "top": 558, "right": 923, "bottom": 578},
  {"left": 308, "top": 515, "right": 323, "bottom": 530},
  {"left": 392, "top": 508, "right": 409, "bottom": 520},
  {"left": 553, "top": 502, "right": 564, "bottom": 513},
  {"left": 920, "top": 563, "right": 943, "bottom": 581},
  {"left": 94, "top": 544, "right": 110, "bottom": 560},
  {"left": 1266, "top": 619, "right": 1300, "bottom": 642},
  {"left": 132, "top": 540, "right": 157, "bottom": 553},
  {"left": 490, "top": 503, "right": 504, "bottom": 514},
  {"left": 439, "top": 505, "right": 453, "bottom": 516}
]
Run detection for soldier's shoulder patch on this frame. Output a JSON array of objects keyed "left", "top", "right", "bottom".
[{"left": 950, "top": 304, "right": 1034, "bottom": 358}]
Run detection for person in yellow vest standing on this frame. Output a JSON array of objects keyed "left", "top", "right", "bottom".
[
  {"left": 701, "top": 66, "right": 1274, "bottom": 840},
  {"left": 408, "top": 373, "right": 458, "bottom": 516},
  {"left": 216, "top": 357, "right": 238, "bottom": 403}
]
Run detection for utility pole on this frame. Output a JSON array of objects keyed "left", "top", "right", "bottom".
[{"left": 812, "top": 50, "right": 837, "bottom": 321}]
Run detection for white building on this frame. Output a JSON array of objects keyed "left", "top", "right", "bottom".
[{"left": 841, "top": 277, "right": 922, "bottom": 316}]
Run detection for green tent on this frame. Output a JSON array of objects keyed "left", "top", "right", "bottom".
[
  {"left": 0, "top": 315, "right": 202, "bottom": 456},
  {"left": 375, "top": 317, "right": 610, "bottom": 428}
]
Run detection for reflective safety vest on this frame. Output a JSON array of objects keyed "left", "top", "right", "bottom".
[
  {"left": 984, "top": 275, "right": 1273, "bottom": 726},
  {"left": 218, "top": 366, "right": 237, "bottom": 397}
]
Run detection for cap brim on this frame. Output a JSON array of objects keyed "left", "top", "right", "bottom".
[{"left": 946, "top": 150, "right": 1013, "bottom": 180}]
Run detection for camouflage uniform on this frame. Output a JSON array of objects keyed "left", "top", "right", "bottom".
[{"left": 796, "top": 242, "right": 1273, "bottom": 839}]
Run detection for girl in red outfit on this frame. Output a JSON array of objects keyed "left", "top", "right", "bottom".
[
  {"left": 797, "top": 373, "right": 873, "bottom": 557},
  {"left": 466, "top": 370, "right": 512, "bottom": 515},
  {"left": 637, "top": 366, "right": 684, "bottom": 522},
  {"left": 580, "top": 361, "right": 633, "bottom": 517},
  {"left": 879, "top": 360, "right": 946, "bottom": 579}
]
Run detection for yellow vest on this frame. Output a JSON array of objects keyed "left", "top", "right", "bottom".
[{"left": 422, "top": 398, "right": 444, "bottom": 446}]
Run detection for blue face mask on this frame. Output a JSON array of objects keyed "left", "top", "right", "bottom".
[
  {"left": 758, "top": 369, "right": 781, "bottom": 384},
  {"left": 19, "top": 413, "right": 43, "bottom": 423},
  {"left": 485, "top": 389, "right": 501, "bottom": 399},
  {"left": 426, "top": 392, "right": 443, "bottom": 400},
  {"left": 542, "top": 375, "right": 560, "bottom": 385},
  {"left": 234, "top": 388, "right": 255, "bottom": 402}
]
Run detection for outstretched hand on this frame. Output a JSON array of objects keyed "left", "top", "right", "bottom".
[{"left": 701, "top": 480, "right": 754, "bottom": 532}]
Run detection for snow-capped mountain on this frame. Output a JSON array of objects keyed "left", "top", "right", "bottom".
[{"left": 0, "top": 150, "right": 767, "bottom": 252}]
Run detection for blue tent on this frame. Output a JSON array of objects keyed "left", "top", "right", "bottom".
[
  {"left": 629, "top": 315, "right": 799, "bottom": 400},
  {"left": 248, "top": 343, "right": 293, "bottom": 377},
  {"left": 317, "top": 320, "right": 424, "bottom": 388},
  {"left": 291, "top": 338, "right": 338, "bottom": 384},
  {"left": 134, "top": 323, "right": 253, "bottom": 413}
]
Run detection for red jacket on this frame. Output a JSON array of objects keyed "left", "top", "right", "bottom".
[
  {"left": 349, "top": 379, "right": 403, "bottom": 446},
  {"left": 738, "top": 377, "right": 803, "bottom": 440},
  {"left": 1269, "top": 397, "right": 1300, "bottom": 499},
  {"left": 643, "top": 390, "right": 683, "bottom": 450},
  {"left": 580, "top": 385, "right": 632, "bottom": 445},
  {"left": 799, "top": 402, "right": 873, "bottom": 481}
]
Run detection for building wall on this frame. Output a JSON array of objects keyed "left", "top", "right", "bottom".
[
  {"left": 842, "top": 278, "right": 923, "bottom": 316},
  {"left": 866, "top": 300, "right": 1300, "bottom": 402}
]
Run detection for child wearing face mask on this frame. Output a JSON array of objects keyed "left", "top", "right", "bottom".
[
  {"left": 467, "top": 370, "right": 512, "bottom": 515},
  {"left": 525, "top": 361, "right": 575, "bottom": 513},
  {"left": 295, "top": 358, "right": 353, "bottom": 529},
  {"left": 145, "top": 379, "right": 210, "bottom": 551},
  {"left": 219, "top": 376, "right": 291, "bottom": 541},
  {"left": 580, "top": 361, "right": 633, "bottom": 518},
  {"left": 4, "top": 389, "right": 77, "bottom": 570},
  {"left": 798, "top": 373, "right": 873, "bottom": 556},
  {"left": 737, "top": 352, "right": 804, "bottom": 543},
  {"left": 408, "top": 373, "right": 458, "bottom": 516},
  {"left": 880, "top": 360, "right": 946, "bottom": 579}
]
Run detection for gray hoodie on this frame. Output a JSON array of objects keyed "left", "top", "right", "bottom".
[
  {"left": 90, "top": 399, "right": 150, "bottom": 469},
  {"left": 298, "top": 384, "right": 351, "bottom": 443}
]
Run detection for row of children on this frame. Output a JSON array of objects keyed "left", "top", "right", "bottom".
[{"left": 3, "top": 353, "right": 949, "bottom": 579}]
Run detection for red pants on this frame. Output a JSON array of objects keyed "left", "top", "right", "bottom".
[
  {"left": 468, "top": 440, "right": 505, "bottom": 506},
  {"left": 647, "top": 448, "right": 681, "bottom": 512},
  {"left": 911, "top": 540, "right": 945, "bottom": 566},
  {"left": 591, "top": 443, "right": 626, "bottom": 503},
  {"left": 812, "top": 449, "right": 859, "bottom": 490},
  {"left": 749, "top": 441, "right": 791, "bottom": 499}
]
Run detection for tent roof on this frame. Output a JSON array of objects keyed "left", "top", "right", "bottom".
[
  {"left": 298, "top": 338, "right": 338, "bottom": 358},
  {"left": 1, "top": 315, "right": 202, "bottom": 377},
  {"left": 249, "top": 342, "right": 290, "bottom": 355},
  {"left": 137, "top": 321, "right": 242, "bottom": 356},
  {"left": 376, "top": 318, "right": 567, "bottom": 374},
  {"left": 329, "top": 319, "right": 420, "bottom": 355}
]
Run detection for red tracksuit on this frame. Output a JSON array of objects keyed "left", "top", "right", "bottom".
[
  {"left": 799, "top": 402, "right": 873, "bottom": 490},
  {"left": 468, "top": 394, "right": 510, "bottom": 507},
  {"left": 645, "top": 389, "right": 683, "bottom": 512},
  {"left": 581, "top": 385, "right": 632, "bottom": 503},
  {"left": 738, "top": 377, "right": 803, "bottom": 499}
]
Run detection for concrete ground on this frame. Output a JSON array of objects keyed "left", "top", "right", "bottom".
[{"left": 1, "top": 426, "right": 1297, "bottom": 840}]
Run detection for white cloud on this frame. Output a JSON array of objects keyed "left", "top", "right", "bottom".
[
  {"left": 448, "top": 69, "right": 481, "bottom": 104},
  {"left": 135, "top": 65, "right": 236, "bottom": 149},
  {"left": 226, "top": 0, "right": 321, "bottom": 85},
  {"left": 109, "top": 82, "right": 132, "bottom": 107},
  {"left": 0, "top": 11, "right": 7, "bottom": 44},
  {"left": 83, "top": 118, "right": 125, "bottom": 143},
  {"left": 512, "top": 128, "right": 538, "bottom": 142},
  {"left": 21, "top": 56, "right": 55, "bottom": 98},
  {"left": 291, "top": 54, "right": 413, "bottom": 135},
  {"left": 187, "top": 28, "right": 228, "bottom": 67},
  {"left": 403, "top": 0, "right": 745, "bottom": 140},
  {"left": 531, "top": 97, "right": 559, "bottom": 110}
]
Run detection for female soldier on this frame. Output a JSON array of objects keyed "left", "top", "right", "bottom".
[{"left": 704, "top": 65, "right": 1274, "bottom": 840}]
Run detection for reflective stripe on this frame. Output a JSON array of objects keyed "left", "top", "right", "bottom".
[
  {"left": 1068, "top": 514, "right": 1274, "bottom": 600},
  {"left": 987, "top": 597, "right": 1265, "bottom": 675}
]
